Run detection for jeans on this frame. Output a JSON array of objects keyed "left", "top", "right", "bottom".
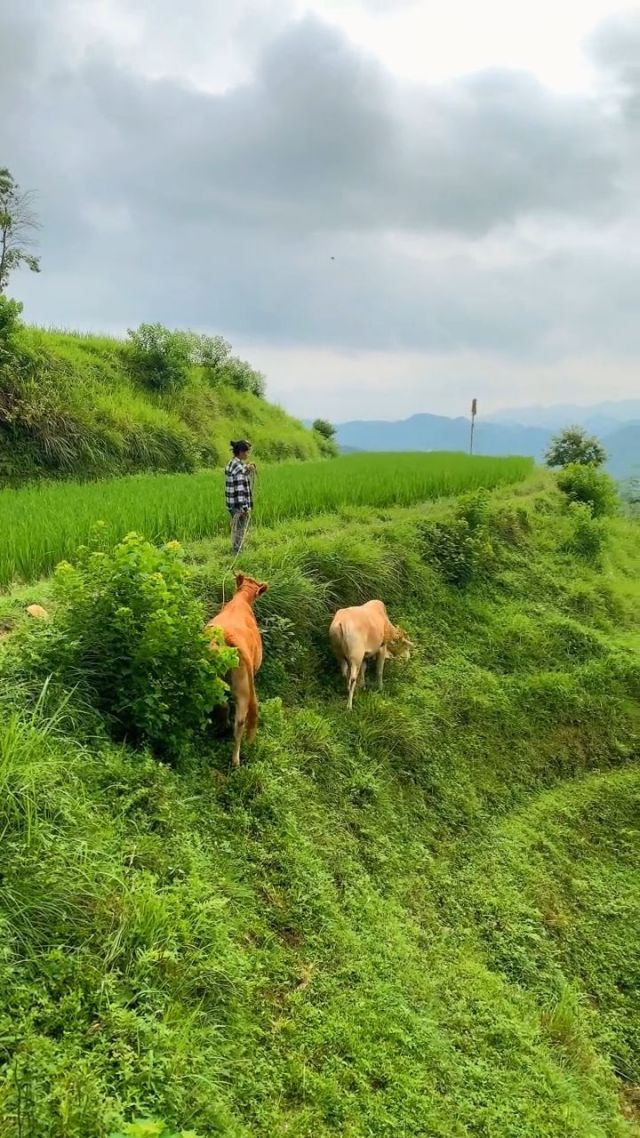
[{"left": 230, "top": 509, "right": 250, "bottom": 554}]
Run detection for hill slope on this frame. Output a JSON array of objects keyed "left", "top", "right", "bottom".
[
  {"left": 0, "top": 475, "right": 639, "bottom": 1137},
  {"left": 0, "top": 322, "right": 328, "bottom": 484}
]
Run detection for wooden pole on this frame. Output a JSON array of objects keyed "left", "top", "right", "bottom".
[{"left": 470, "top": 398, "right": 477, "bottom": 455}]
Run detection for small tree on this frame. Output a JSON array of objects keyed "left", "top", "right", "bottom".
[
  {"left": 545, "top": 426, "right": 607, "bottom": 468},
  {"left": 0, "top": 168, "right": 41, "bottom": 292},
  {"left": 312, "top": 418, "right": 336, "bottom": 441}
]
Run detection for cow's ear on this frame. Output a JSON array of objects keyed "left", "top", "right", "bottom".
[
  {"left": 258, "top": 581, "right": 268, "bottom": 595},
  {"left": 235, "top": 573, "right": 245, "bottom": 588}
]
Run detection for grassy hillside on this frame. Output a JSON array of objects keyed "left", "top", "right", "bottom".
[
  {"left": 0, "top": 452, "right": 532, "bottom": 587},
  {"left": 0, "top": 320, "right": 327, "bottom": 484},
  {"left": 0, "top": 470, "right": 639, "bottom": 1137}
]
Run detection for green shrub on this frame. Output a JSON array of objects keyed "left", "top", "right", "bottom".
[
  {"left": 556, "top": 463, "right": 617, "bottom": 518},
  {"left": 312, "top": 418, "right": 336, "bottom": 441},
  {"left": 419, "top": 491, "right": 495, "bottom": 587},
  {"left": 110, "top": 1121, "right": 201, "bottom": 1138},
  {"left": 457, "top": 487, "right": 491, "bottom": 530},
  {"left": 5, "top": 532, "right": 236, "bottom": 756},
  {"left": 216, "top": 355, "right": 265, "bottom": 398},
  {"left": 565, "top": 503, "right": 608, "bottom": 563},
  {"left": 183, "top": 331, "right": 231, "bottom": 376},
  {"left": 0, "top": 294, "right": 23, "bottom": 353},
  {"left": 126, "top": 324, "right": 192, "bottom": 394}
]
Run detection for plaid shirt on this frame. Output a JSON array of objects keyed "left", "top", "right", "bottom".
[{"left": 224, "top": 457, "right": 253, "bottom": 513}]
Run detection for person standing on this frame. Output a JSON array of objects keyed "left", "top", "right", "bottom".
[{"left": 225, "top": 440, "right": 255, "bottom": 554}]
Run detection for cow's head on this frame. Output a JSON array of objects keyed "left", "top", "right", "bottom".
[
  {"left": 386, "top": 626, "right": 414, "bottom": 661},
  {"left": 235, "top": 573, "right": 268, "bottom": 602}
]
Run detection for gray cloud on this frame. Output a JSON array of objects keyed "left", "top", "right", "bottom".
[
  {"left": 1, "top": 0, "right": 640, "bottom": 386},
  {"left": 589, "top": 9, "right": 640, "bottom": 125}
]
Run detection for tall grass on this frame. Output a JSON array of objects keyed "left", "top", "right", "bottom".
[{"left": 0, "top": 452, "right": 532, "bottom": 586}]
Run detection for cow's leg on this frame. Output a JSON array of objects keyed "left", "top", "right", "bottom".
[
  {"left": 357, "top": 660, "right": 367, "bottom": 690},
  {"left": 347, "top": 656, "right": 363, "bottom": 710},
  {"left": 229, "top": 667, "right": 250, "bottom": 768},
  {"left": 375, "top": 647, "right": 387, "bottom": 691}
]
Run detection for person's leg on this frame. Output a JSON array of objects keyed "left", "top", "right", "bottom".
[{"left": 231, "top": 510, "right": 248, "bottom": 553}]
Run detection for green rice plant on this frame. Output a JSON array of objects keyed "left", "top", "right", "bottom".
[{"left": 0, "top": 453, "right": 532, "bottom": 587}]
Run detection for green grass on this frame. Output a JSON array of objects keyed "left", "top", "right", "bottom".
[
  {"left": 0, "top": 477, "right": 639, "bottom": 1136},
  {"left": 0, "top": 452, "right": 532, "bottom": 587},
  {"left": 0, "top": 325, "right": 327, "bottom": 484}
]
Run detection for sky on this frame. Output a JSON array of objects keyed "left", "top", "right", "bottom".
[{"left": 2, "top": 0, "right": 640, "bottom": 421}]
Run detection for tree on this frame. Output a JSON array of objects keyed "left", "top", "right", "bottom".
[
  {"left": 0, "top": 168, "right": 41, "bottom": 293},
  {"left": 312, "top": 418, "right": 336, "bottom": 441},
  {"left": 545, "top": 425, "right": 607, "bottom": 469}
]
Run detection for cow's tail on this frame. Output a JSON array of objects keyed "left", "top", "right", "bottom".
[{"left": 244, "top": 658, "right": 259, "bottom": 743}]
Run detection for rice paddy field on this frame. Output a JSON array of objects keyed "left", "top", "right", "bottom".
[{"left": 0, "top": 452, "right": 532, "bottom": 587}]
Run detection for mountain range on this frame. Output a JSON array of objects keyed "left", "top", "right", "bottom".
[{"left": 327, "top": 401, "right": 640, "bottom": 480}]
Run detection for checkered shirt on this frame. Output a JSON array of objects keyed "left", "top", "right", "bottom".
[{"left": 224, "top": 457, "right": 253, "bottom": 513}]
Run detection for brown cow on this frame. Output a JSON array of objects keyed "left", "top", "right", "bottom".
[
  {"left": 206, "top": 573, "right": 268, "bottom": 767},
  {"left": 329, "top": 600, "right": 413, "bottom": 710}
]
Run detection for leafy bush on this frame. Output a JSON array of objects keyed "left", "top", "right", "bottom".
[
  {"left": 126, "top": 324, "right": 192, "bottom": 393},
  {"left": 110, "top": 1121, "right": 200, "bottom": 1138},
  {"left": 0, "top": 293, "right": 23, "bottom": 353},
  {"left": 209, "top": 355, "right": 264, "bottom": 398},
  {"left": 565, "top": 502, "right": 608, "bottom": 562},
  {"left": 6, "top": 532, "right": 236, "bottom": 755},
  {"left": 457, "top": 487, "right": 491, "bottom": 530},
  {"left": 312, "top": 418, "right": 336, "bottom": 441},
  {"left": 545, "top": 426, "right": 607, "bottom": 468},
  {"left": 419, "top": 490, "right": 495, "bottom": 587},
  {"left": 556, "top": 463, "right": 617, "bottom": 518},
  {"left": 183, "top": 331, "right": 231, "bottom": 375}
]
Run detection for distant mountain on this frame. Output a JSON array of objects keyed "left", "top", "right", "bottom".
[
  {"left": 336, "top": 413, "right": 550, "bottom": 460},
  {"left": 488, "top": 399, "right": 640, "bottom": 435},
  {"left": 603, "top": 424, "right": 640, "bottom": 479},
  {"left": 333, "top": 411, "right": 640, "bottom": 479}
]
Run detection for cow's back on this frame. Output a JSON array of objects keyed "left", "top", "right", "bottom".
[
  {"left": 330, "top": 600, "right": 388, "bottom": 658},
  {"left": 207, "top": 599, "right": 262, "bottom": 673}
]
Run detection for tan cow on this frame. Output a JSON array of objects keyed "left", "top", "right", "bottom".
[
  {"left": 206, "top": 574, "right": 268, "bottom": 767},
  {"left": 26, "top": 604, "right": 49, "bottom": 621},
  {"left": 329, "top": 600, "right": 413, "bottom": 709}
]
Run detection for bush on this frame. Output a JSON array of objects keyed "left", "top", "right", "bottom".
[
  {"left": 418, "top": 490, "right": 495, "bottom": 587},
  {"left": 565, "top": 503, "right": 608, "bottom": 563},
  {"left": 419, "top": 517, "right": 494, "bottom": 587},
  {"left": 110, "top": 1122, "right": 201, "bottom": 1138},
  {"left": 184, "top": 331, "right": 231, "bottom": 373},
  {"left": 545, "top": 426, "right": 607, "bottom": 468},
  {"left": 312, "top": 418, "right": 336, "bottom": 441},
  {"left": 556, "top": 463, "right": 618, "bottom": 518},
  {"left": 216, "top": 356, "right": 265, "bottom": 398},
  {"left": 6, "top": 532, "right": 236, "bottom": 756},
  {"left": 126, "top": 324, "right": 192, "bottom": 394},
  {"left": 0, "top": 294, "right": 23, "bottom": 354}
]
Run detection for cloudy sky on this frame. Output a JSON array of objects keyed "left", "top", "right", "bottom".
[{"left": 2, "top": 0, "right": 640, "bottom": 420}]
